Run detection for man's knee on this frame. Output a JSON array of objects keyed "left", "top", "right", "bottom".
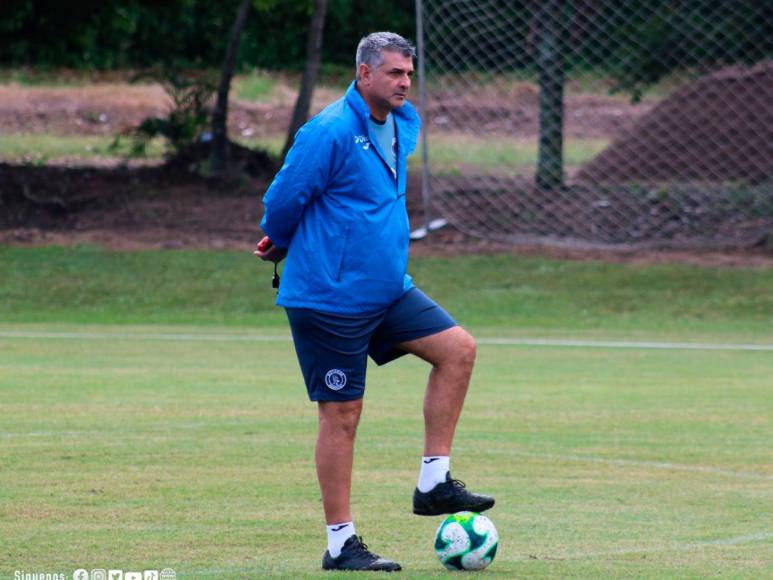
[
  {"left": 448, "top": 327, "right": 476, "bottom": 370},
  {"left": 318, "top": 399, "right": 363, "bottom": 436},
  {"left": 462, "top": 329, "right": 477, "bottom": 363}
]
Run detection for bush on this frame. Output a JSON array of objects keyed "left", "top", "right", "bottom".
[{"left": 113, "top": 68, "right": 217, "bottom": 157}]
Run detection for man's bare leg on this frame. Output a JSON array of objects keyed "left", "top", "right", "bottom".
[
  {"left": 400, "top": 325, "right": 495, "bottom": 515},
  {"left": 317, "top": 398, "right": 402, "bottom": 571},
  {"left": 398, "top": 326, "right": 477, "bottom": 455},
  {"left": 316, "top": 399, "right": 362, "bottom": 524}
]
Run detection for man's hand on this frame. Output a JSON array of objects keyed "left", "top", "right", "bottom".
[{"left": 254, "top": 236, "right": 287, "bottom": 263}]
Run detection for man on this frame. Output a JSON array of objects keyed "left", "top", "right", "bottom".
[{"left": 255, "top": 32, "right": 494, "bottom": 572}]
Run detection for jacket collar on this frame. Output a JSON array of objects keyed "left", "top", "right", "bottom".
[{"left": 345, "top": 81, "right": 421, "bottom": 155}]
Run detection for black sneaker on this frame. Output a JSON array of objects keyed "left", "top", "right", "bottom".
[
  {"left": 322, "top": 535, "right": 402, "bottom": 572},
  {"left": 413, "top": 472, "right": 495, "bottom": 516}
]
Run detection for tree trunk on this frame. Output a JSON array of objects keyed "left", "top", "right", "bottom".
[
  {"left": 535, "top": 0, "right": 565, "bottom": 192},
  {"left": 280, "top": 0, "right": 329, "bottom": 162},
  {"left": 210, "top": 0, "right": 252, "bottom": 176}
]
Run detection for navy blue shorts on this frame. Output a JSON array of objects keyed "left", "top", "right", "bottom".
[{"left": 285, "top": 288, "right": 457, "bottom": 402}]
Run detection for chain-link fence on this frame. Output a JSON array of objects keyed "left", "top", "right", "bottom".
[{"left": 415, "top": 0, "right": 773, "bottom": 248}]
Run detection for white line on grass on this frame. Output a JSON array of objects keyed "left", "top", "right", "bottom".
[
  {"left": 478, "top": 337, "right": 773, "bottom": 351},
  {"left": 1, "top": 330, "right": 772, "bottom": 351},
  {"left": 525, "top": 530, "right": 773, "bottom": 561},
  {"left": 178, "top": 531, "right": 773, "bottom": 574},
  {"left": 474, "top": 448, "right": 773, "bottom": 481},
  {"left": 0, "top": 330, "right": 291, "bottom": 342}
]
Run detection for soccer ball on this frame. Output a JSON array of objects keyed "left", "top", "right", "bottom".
[{"left": 434, "top": 511, "right": 498, "bottom": 571}]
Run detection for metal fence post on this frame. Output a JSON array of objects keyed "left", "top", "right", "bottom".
[{"left": 415, "top": 0, "right": 433, "bottom": 237}]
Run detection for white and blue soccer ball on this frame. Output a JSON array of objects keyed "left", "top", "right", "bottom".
[{"left": 434, "top": 511, "right": 498, "bottom": 571}]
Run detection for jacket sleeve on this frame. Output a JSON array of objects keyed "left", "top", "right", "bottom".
[{"left": 259, "top": 121, "right": 336, "bottom": 249}]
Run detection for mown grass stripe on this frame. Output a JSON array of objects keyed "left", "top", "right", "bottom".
[
  {"left": 540, "top": 530, "right": 773, "bottom": 561},
  {"left": 1, "top": 330, "right": 771, "bottom": 351},
  {"left": 470, "top": 448, "right": 773, "bottom": 481}
]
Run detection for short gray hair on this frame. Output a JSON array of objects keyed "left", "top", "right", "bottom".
[{"left": 355, "top": 32, "right": 416, "bottom": 81}]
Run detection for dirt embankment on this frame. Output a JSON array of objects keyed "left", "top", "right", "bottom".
[
  {"left": 0, "top": 79, "right": 771, "bottom": 267},
  {"left": 2, "top": 164, "right": 771, "bottom": 268},
  {"left": 578, "top": 62, "right": 773, "bottom": 184}
]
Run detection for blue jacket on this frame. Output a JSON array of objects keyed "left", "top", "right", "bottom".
[{"left": 260, "top": 81, "right": 421, "bottom": 314}]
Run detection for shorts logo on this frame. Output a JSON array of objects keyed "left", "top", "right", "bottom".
[{"left": 325, "top": 369, "right": 347, "bottom": 390}]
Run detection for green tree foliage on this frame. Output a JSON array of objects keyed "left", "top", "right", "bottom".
[
  {"left": 1, "top": 0, "right": 223, "bottom": 69},
  {"left": 426, "top": 1, "right": 770, "bottom": 97},
  {"left": 1, "top": 1, "right": 769, "bottom": 99},
  {"left": 0, "top": 0, "right": 414, "bottom": 71},
  {"left": 572, "top": 0, "right": 773, "bottom": 101}
]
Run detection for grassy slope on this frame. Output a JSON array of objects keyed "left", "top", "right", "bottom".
[{"left": 1, "top": 246, "right": 771, "bottom": 339}]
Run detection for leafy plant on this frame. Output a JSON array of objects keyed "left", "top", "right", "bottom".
[{"left": 113, "top": 67, "right": 217, "bottom": 157}]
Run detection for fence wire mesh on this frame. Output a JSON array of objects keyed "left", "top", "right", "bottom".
[{"left": 416, "top": 0, "right": 773, "bottom": 249}]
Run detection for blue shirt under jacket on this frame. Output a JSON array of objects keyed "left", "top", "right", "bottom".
[{"left": 260, "top": 81, "right": 421, "bottom": 314}]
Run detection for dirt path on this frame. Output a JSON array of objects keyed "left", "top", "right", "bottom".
[{"left": 0, "top": 81, "right": 653, "bottom": 140}]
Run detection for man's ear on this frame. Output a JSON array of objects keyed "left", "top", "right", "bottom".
[{"left": 358, "top": 63, "right": 371, "bottom": 84}]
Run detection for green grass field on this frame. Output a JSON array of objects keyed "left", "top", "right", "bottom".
[
  {"left": 0, "top": 133, "right": 606, "bottom": 175},
  {"left": 0, "top": 134, "right": 167, "bottom": 164},
  {"left": 1, "top": 247, "right": 772, "bottom": 578}
]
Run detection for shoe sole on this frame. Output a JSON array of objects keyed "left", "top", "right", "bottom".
[{"left": 413, "top": 498, "right": 495, "bottom": 516}]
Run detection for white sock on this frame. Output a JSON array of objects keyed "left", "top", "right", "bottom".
[
  {"left": 326, "top": 521, "right": 355, "bottom": 558},
  {"left": 418, "top": 456, "right": 450, "bottom": 492}
]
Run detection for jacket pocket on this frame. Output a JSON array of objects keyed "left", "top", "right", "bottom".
[{"left": 336, "top": 224, "right": 351, "bottom": 282}]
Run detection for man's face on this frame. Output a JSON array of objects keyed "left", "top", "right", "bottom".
[{"left": 359, "top": 50, "right": 414, "bottom": 112}]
